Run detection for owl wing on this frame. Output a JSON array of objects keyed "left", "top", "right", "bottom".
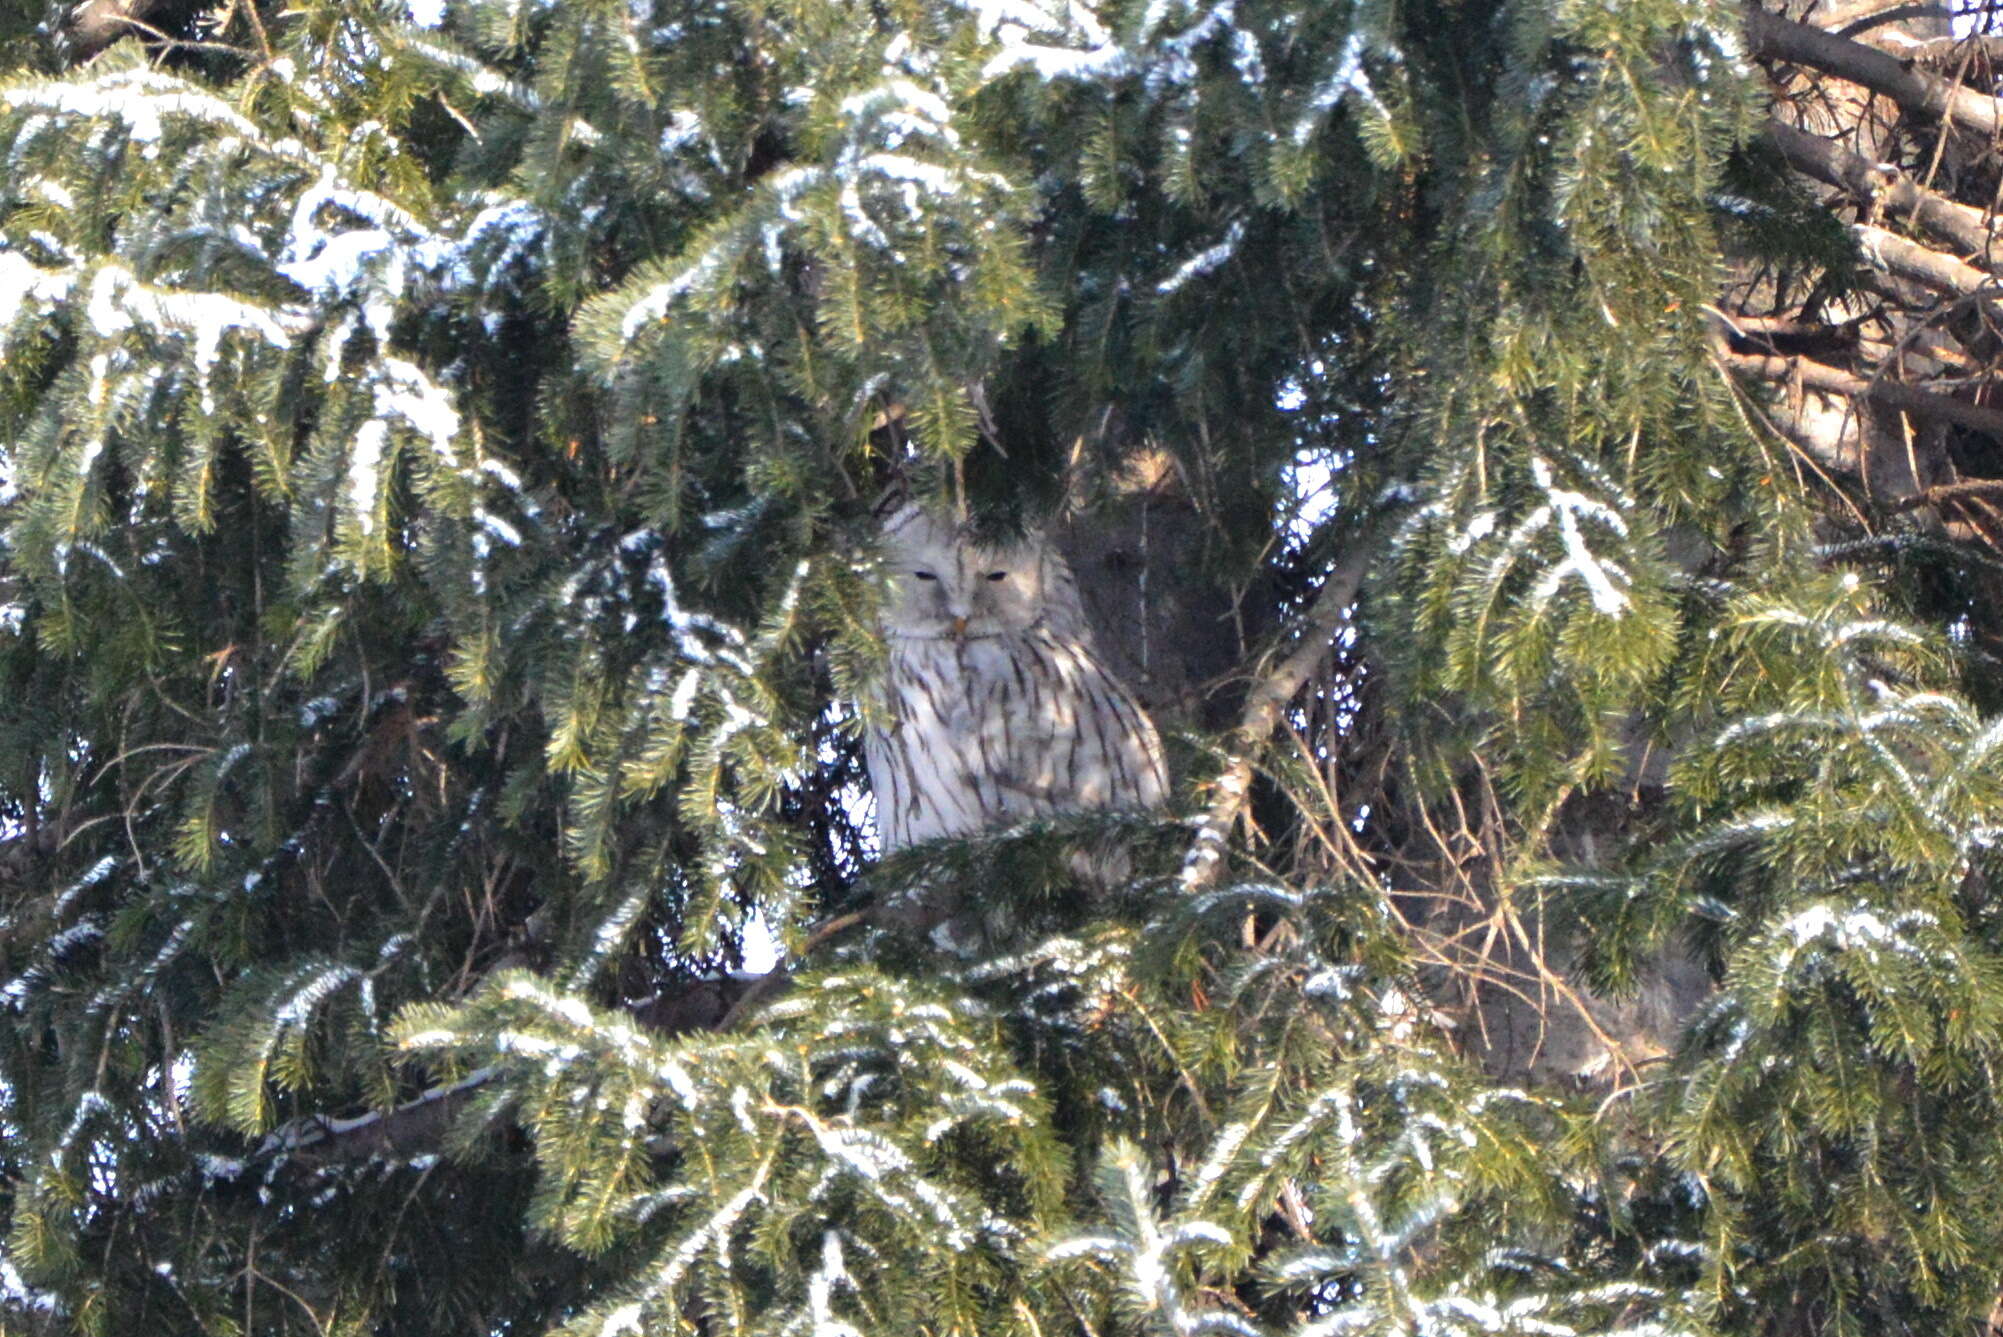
[
  {"left": 866, "top": 640, "right": 1013, "bottom": 851},
  {"left": 866, "top": 633, "right": 1168, "bottom": 853},
  {"left": 995, "top": 631, "right": 1169, "bottom": 819}
]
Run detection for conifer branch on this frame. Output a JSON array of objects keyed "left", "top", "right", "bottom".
[
  {"left": 711, "top": 911, "right": 868, "bottom": 1030},
  {"left": 14, "top": 0, "right": 2003, "bottom": 1325},
  {"left": 261, "top": 1067, "right": 497, "bottom": 1164},
  {"left": 257, "top": 929, "right": 891, "bottom": 1164}
]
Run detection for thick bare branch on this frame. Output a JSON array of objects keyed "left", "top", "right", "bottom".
[
  {"left": 1744, "top": 6, "right": 2002, "bottom": 136},
  {"left": 1766, "top": 119, "right": 1996, "bottom": 259},
  {"left": 1721, "top": 345, "right": 2003, "bottom": 438},
  {"left": 1853, "top": 221, "right": 1993, "bottom": 292}
]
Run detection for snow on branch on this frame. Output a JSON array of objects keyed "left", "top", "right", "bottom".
[
  {"left": 84, "top": 261, "right": 297, "bottom": 352},
  {"left": 0, "top": 66, "right": 261, "bottom": 153},
  {"left": 1525, "top": 456, "right": 1632, "bottom": 617},
  {"left": 0, "top": 251, "right": 79, "bottom": 328},
  {"left": 595, "top": 69, "right": 1019, "bottom": 357},
  {"left": 1295, "top": 30, "right": 1387, "bottom": 144},
  {"left": 958, "top": 0, "right": 1126, "bottom": 79},
  {"left": 402, "top": 36, "right": 544, "bottom": 114},
  {"left": 1157, "top": 220, "right": 1244, "bottom": 295}
]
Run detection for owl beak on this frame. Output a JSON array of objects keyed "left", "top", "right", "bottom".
[{"left": 949, "top": 615, "right": 969, "bottom": 640}]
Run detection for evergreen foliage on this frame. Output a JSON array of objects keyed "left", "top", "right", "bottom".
[{"left": 4, "top": 0, "right": 2003, "bottom": 1335}]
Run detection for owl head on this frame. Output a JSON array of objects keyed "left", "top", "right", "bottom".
[{"left": 877, "top": 503, "right": 1082, "bottom": 641}]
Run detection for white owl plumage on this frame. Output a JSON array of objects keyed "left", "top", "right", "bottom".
[{"left": 863, "top": 504, "right": 1169, "bottom": 853}]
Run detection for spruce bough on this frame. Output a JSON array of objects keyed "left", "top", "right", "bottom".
[{"left": 0, "top": 1, "right": 2000, "bottom": 1334}]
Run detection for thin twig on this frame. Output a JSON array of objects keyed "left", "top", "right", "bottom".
[{"left": 1180, "top": 528, "right": 1378, "bottom": 892}]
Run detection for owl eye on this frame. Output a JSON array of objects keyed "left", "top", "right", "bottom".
[
  {"left": 986, "top": 571, "right": 1008, "bottom": 582},
  {"left": 913, "top": 570, "right": 938, "bottom": 581}
]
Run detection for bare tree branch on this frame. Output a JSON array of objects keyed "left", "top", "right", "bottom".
[
  {"left": 1721, "top": 344, "right": 2003, "bottom": 438},
  {"left": 1817, "top": 0, "right": 1950, "bottom": 33},
  {"left": 64, "top": 0, "right": 166, "bottom": 58},
  {"left": 1766, "top": 119, "right": 1996, "bottom": 260},
  {"left": 1181, "top": 538, "right": 1374, "bottom": 892},
  {"left": 1888, "top": 478, "right": 2003, "bottom": 511},
  {"left": 1868, "top": 31, "right": 2003, "bottom": 61},
  {"left": 1744, "top": 5, "right": 2002, "bottom": 137},
  {"left": 1853, "top": 221, "right": 1994, "bottom": 293},
  {"left": 1834, "top": 2, "right": 1954, "bottom": 36}
]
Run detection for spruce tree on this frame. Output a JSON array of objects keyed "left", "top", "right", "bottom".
[{"left": 5, "top": 1, "right": 2003, "bottom": 1336}]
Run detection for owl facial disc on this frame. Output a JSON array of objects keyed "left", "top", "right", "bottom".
[{"left": 878, "top": 504, "right": 1052, "bottom": 641}]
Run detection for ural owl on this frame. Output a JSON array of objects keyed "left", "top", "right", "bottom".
[{"left": 863, "top": 504, "right": 1169, "bottom": 856}]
